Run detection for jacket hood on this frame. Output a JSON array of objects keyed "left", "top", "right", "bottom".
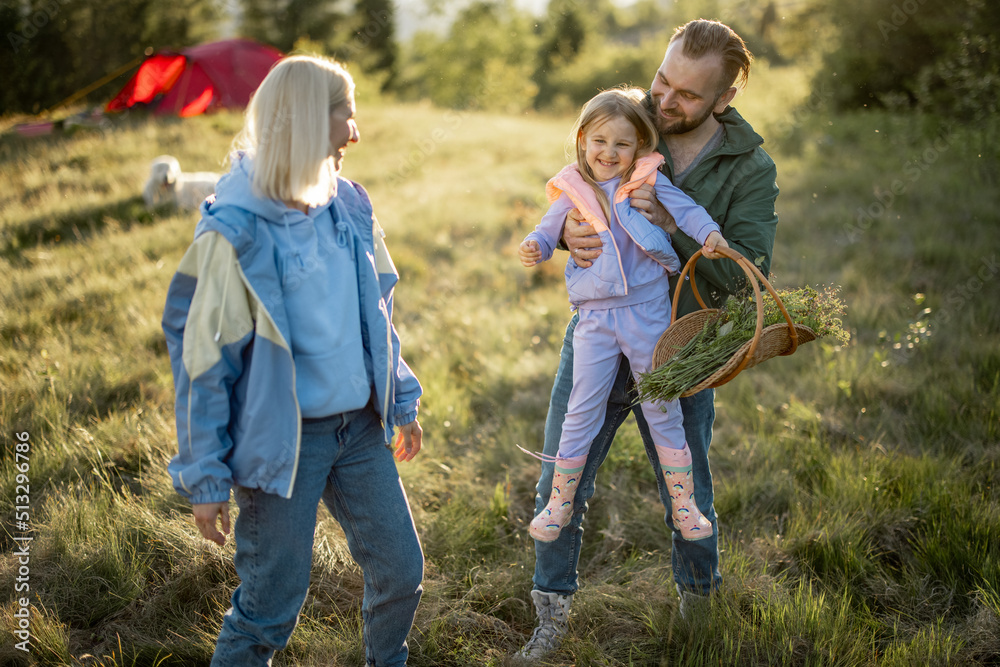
[
  {"left": 714, "top": 106, "right": 765, "bottom": 155},
  {"left": 207, "top": 152, "right": 334, "bottom": 228}
]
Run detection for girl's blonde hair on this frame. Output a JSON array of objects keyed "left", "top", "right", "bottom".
[
  {"left": 232, "top": 54, "right": 355, "bottom": 206},
  {"left": 571, "top": 87, "right": 659, "bottom": 221}
]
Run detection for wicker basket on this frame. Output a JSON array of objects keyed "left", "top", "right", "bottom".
[{"left": 651, "top": 246, "right": 818, "bottom": 397}]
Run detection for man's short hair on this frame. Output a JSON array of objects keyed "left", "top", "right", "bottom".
[{"left": 669, "top": 19, "right": 753, "bottom": 95}]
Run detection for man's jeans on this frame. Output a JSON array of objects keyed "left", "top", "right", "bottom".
[
  {"left": 532, "top": 313, "right": 722, "bottom": 596},
  {"left": 211, "top": 403, "right": 424, "bottom": 667}
]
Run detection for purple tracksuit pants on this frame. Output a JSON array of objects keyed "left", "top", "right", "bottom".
[{"left": 557, "top": 297, "right": 684, "bottom": 461}]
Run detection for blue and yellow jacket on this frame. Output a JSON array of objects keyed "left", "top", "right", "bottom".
[{"left": 162, "top": 157, "right": 421, "bottom": 505}]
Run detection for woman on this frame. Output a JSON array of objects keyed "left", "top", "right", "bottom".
[{"left": 162, "top": 54, "right": 424, "bottom": 666}]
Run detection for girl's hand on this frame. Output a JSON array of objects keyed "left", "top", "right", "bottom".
[
  {"left": 702, "top": 231, "right": 730, "bottom": 259},
  {"left": 192, "top": 501, "right": 231, "bottom": 546},
  {"left": 519, "top": 240, "right": 542, "bottom": 267},
  {"left": 394, "top": 420, "right": 423, "bottom": 462}
]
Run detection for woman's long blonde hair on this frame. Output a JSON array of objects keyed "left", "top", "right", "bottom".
[
  {"left": 232, "top": 54, "right": 355, "bottom": 206},
  {"left": 571, "top": 87, "right": 659, "bottom": 221}
]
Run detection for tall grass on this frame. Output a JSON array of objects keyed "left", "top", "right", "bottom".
[{"left": 2, "top": 61, "right": 999, "bottom": 665}]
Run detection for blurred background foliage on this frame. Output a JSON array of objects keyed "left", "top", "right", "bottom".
[{"left": 2, "top": 0, "right": 999, "bottom": 119}]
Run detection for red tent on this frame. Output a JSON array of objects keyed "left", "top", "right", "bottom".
[{"left": 106, "top": 39, "right": 283, "bottom": 117}]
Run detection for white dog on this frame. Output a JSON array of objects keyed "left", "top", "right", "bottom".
[{"left": 143, "top": 155, "right": 220, "bottom": 210}]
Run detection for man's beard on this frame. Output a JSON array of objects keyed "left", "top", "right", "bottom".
[{"left": 650, "top": 95, "right": 719, "bottom": 136}]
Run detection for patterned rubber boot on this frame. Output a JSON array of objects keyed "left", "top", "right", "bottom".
[
  {"left": 528, "top": 456, "right": 586, "bottom": 542},
  {"left": 657, "top": 443, "right": 713, "bottom": 541}
]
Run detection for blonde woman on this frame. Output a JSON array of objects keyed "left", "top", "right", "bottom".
[{"left": 162, "top": 55, "right": 424, "bottom": 666}]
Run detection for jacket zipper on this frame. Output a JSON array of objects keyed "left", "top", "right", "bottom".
[
  {"left": 382, "top": 301, "right": 393, "bottom": 443},
  {"left": 608, "top": 161, "right": 660, "bottom": 294}
]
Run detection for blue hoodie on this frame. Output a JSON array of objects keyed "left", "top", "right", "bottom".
[{"left": 162, "top": 154, "right": 422, "bottom": 504}]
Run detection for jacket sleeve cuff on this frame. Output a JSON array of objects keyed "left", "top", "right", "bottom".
[
  {"left": 693, "top": 222, "right": 721, "bottom": 245},
  {"left": 187, "top": 487, "right": 232, "bottom": 505},
  {"left": 394, "top": 408, "right": 418, "bottom": 427}
]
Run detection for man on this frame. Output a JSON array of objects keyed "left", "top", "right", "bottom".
[{"left": 518, "top": 19, "right": 778, "bottom": 661}]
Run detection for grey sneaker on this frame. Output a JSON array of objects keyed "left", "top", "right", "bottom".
[
  {"left": 677, "top": 588, "right": 711, "bottom": 621},
  {"left": 515, "top": 589, "right": 572, "bottom": 662}
]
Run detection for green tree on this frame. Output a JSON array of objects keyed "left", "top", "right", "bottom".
[
  {"left": 346, "top": 0, "right": 398, "bottom": 91},
  {"left": 530, "top": 0, "right": 672, "bottom": 112},
  {"left": 1, "top": 0, "right": 219, "bottom": 115},
  {"left": 399, "top": 0, "right": 539, "bottom": 112},
  {"left": 532, "top": 0, "right": 588, "bottom": 109},
  {"left": 808, "top": 0, "right": 1000, "bottom": 119},
  {"left": 239, "top": 0, "right": 342, "bottom": 53},
  {"left": 910, "top": 0, "right": 1000, "bottom": 120}
]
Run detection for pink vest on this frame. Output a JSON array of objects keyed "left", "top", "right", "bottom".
[{"left": 545, "top": 153, "right": 665, "bottom": 233}]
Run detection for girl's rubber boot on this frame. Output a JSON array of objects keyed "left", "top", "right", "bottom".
[
  {"left": 658, "top": 443, "right": 713, "bottom": 541},
  {"left": 529, "top": 456, "right": 586, "bottom": 543}
]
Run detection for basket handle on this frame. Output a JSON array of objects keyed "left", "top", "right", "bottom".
[{"left": 671, "top": 246, "right": 800, "bottom": 376}]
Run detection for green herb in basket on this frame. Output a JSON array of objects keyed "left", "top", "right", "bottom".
[{"left": 636, "top": 285, "right": 849, "bottom": 403}]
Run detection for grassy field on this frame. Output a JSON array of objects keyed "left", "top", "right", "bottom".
[{"left": 1, "top": 62, "right": 999, "bottom": 666}]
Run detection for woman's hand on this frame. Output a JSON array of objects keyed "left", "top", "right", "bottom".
[
  {"left": 563, "top": 208, "right": 603, "bottom": 268},
  {"left": 394, "top": 420, "right": 423, "bottom": 462},
  {"left": 702, "top": 231, "right": 730, "bottom": 259},
  {"left": 192, "top": 502, "right": 231, "bottom": 546}
]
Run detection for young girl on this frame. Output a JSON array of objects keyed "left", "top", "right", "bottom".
[
  {"left": 519, "top": 87, "right": 727, "bottom": 543},
  {"left": 163, "top": 55, "right": 424, "bottom": 666}
]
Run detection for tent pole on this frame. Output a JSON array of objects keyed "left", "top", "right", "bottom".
[{"left": 45, "top": 56, "right": 144, "bottom": 114}]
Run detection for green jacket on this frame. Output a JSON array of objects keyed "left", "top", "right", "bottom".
[{"left": 657, "top": 106, "right": 779, "bottom": 318}]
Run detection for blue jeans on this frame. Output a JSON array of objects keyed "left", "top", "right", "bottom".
[
  {"left": 211, "top": 403, "right": 424, "bottom": 667},
  {"left": 532, "top": 314, "right": 721, "bottom": 596}
]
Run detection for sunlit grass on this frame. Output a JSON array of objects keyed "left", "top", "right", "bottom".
[{"left": 1, "top": 85, "right": 998, "bottom": 665}]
